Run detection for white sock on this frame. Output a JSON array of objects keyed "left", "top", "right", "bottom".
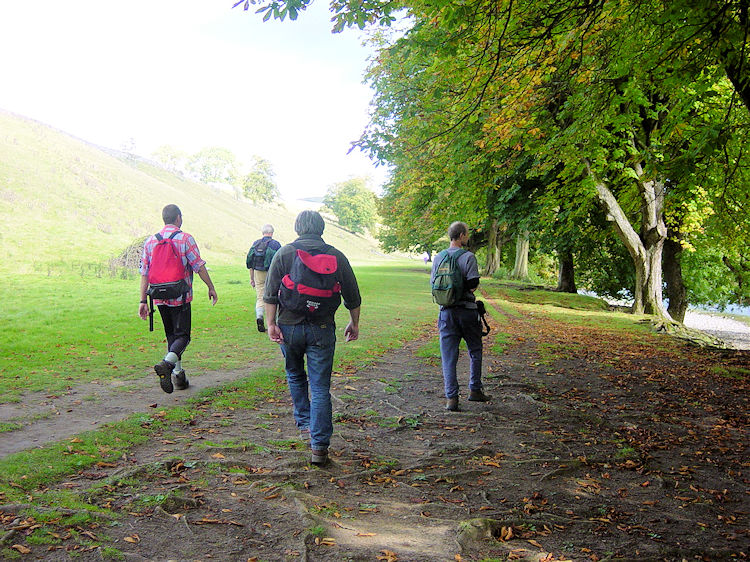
[
  {"left": 173, "top": 359, "right": 182, "bottom": 374},
  {"left": 165, "top": 352, "right": 179, "bottom": 365}
]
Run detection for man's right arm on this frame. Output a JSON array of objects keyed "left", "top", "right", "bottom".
[
  {"left": 263, "top": 246, "right": 289, "bottom": 343},
  {"left": 138, "top": 275, "right": 150, "bottom": 320}
]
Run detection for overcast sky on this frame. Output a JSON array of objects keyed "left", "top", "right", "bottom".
[{"left": 0, "top": 0, "right": 388, "bottom": 200}]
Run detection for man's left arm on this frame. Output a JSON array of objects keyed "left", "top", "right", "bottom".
[
  {"left": 197, "top": 265, "right": 218, "bottom": 305},
  {"left": 465, "top": 253, "right": 481, "bottom": 292},
  {"left": 337, "top": 252, "right": 362, "bottom": 341}
]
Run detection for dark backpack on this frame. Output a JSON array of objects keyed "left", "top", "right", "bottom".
[
  {"left": 246, "top": 238, "right": 277, "bottom": 271},
  {"left": 147, "top": 231, "right": 188, "bottom": 301},
  {"left": 278, "top": 243, "right": 341, "bottom": 320},
  {"left": 431, "top": 249, "right": 467, "bottom": 306}
]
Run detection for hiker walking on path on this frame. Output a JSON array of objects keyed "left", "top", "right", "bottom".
[
  {"left": 263, "top": 210, "right": 361, "bottom": 465},
  {"left": 431, "top": 221, "right": 490, "bottom": 411},
  {"left": 246, "top": 224, "right": 282, "bottom": 333},
  {"left": 138, "top": 204, "right": 218, "bottom": 394}
]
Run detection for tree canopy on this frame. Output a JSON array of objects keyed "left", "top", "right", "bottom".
[
  {"left": 243, "top": 155, "right": 280, "bottom": 203},
  {"left": 323, "top": 177, "right": 378, "bottom": 234},
  {"left": 241, "top": 0, "right": 750, "bottom": 318}
]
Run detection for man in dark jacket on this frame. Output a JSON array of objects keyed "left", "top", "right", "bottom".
[
  {"left": 264, "top": 210, "right": 361, "bottom": 465},
  {"left": 246, "top": 224, "right": 282, "bottom": 332}
]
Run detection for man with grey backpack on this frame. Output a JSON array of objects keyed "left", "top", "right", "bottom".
[
  {"left": 247, "top": 224, "right": 281, "bottom": 332},
  {"left": 431, "top": 221, "right": 490, "bottom": 411}
]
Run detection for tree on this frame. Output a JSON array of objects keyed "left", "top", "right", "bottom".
[
  {"left": 243, "top": 0, "right": 750, "bottom": 319},
  {"left": 243, "top": 156, "right": 280, "bottom": 203},
  {"left": 188, "top": 147, "right": 238, "bottom": 185},
  {"left": 151, "top": 145, "right": 189, "bottom": 175},
  {"left": 323, "top": 178, "right": 378, "bottom": 234}
]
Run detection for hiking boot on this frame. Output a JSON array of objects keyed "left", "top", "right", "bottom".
[
  {"left": 311, "top": 448, "right": 329, "bottom": 466},
  {"left": 256, "top": 318, "right": 266, "bottom": 332},
  {"left": 154, "top": 360, "right": 175, "bottom": 394},
  {"left": 468, "top": 389, "right": 491, "bottom": 402},
  {"left": 445, "top": 397, "right": 459, "bottom": 411},
  {"left": 173, "top": 370, "right": 189, "bottom": 391}
]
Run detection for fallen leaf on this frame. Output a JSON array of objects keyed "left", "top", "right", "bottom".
[
  {"left": 356, "top": 532, "right": 376, "bottom": 537},
  {"left": 212, "top": 453, "right": 226, "bottom": 459},
  {"left": 124, "top": 535, "right": 140, "bottom": 544},
  {"left": 12, "top": 545, "right": 31, "bottom": 554}
]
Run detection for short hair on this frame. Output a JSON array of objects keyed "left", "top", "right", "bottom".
[
  {"left": 294, "top": 210, "right": 325, "bottom": 236},
  {"left": 162, "top": 204, "right": 181, "bottom": 225},
  {"left": 448, "top": 221, "right": 468, "bottom": 241},
  {"left": 261, "top": 224, "right": 274, "bottom": 235}
]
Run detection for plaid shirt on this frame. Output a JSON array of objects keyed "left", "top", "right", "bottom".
[{"left": 140, "top": 224, "right": 206, "bottom": 306}]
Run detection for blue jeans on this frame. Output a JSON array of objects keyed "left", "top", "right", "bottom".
[
  {"left": 438, "top": 307, "right": 483, "bottom": 399},
  {"left": 279, "top": 322, "right": 336, "bottom": 451}
]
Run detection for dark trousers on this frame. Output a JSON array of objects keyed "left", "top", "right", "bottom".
[
  {"left": 158, "top": 303, "right": 192, "bottom": 359},
  {"left": 438, "top": 306, "right": 483, "bottom": 398}
]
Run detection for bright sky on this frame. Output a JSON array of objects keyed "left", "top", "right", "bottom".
[{"left": 0, "top": 0, "right": 388, "bottom": 200}]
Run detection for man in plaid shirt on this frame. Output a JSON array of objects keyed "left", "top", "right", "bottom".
[{"left": 138, "top": 204, "right": 218, "bottom": 393}]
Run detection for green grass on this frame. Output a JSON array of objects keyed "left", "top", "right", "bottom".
[
  {"left": 0, "top": 262, "right": 435, "bottom": 402},
  {"left": 0, "top": 262, "right": 437, "bottom": 504},
  {"left": 0, "top": 260, "right": 693, "bottom": 515},
  {"left": 482, "top": 278, "right": 609, "bottom": 311}
]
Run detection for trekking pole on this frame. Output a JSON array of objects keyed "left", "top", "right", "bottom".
[{"left": 148, "top": 294, "right": 154, "bottom": 332}]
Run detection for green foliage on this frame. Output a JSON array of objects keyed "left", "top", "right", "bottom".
[
  {"left": 323, "top": 177, "right": 378, "bottom": 234},
  {"left": 352, "top": 0, "right": 750, "bottom": 313},
  {"left": 150, "top": 144, "right": 188, "bottom": 175},
  {"left": 242, "top": 155, "right": 280, "bottom": 203},
  {"left": 187, "top": 146, "right": 239, "bottom": 185}
]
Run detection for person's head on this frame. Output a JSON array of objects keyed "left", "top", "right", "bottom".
[
  {"left": 162, "top": 204, "right": 182, "bottom": 226},
  {"left": 448, "top": 221, "right": 469, "bottom": 242},
  {"left": 261, "top": 224, "right": 274, "bottom": 236},
  {"left": 294, "top": 210, "right": 325, "bottom": 236}
]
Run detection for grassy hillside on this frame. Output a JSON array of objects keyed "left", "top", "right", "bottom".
[{"left": 0, "top": 110, "right": 387, "bottom": 276}]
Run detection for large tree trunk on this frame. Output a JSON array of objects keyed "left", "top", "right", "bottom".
[
  {"left": 585, "top": 160, "right": 671, "bottom": 320},
  {"left": 556, "top": 249, "right": 577, "bottom": 293},
  {"left": 510, "top": 230, "right": 529, "bottom": 279},
  {"left": 664, "top": 235, "right": 688, "bottom": 323},
  {"left": 484, "top": 219, "right": 500, "bottom": 276}
]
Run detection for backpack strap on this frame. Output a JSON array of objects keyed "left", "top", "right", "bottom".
[
  {"left": 291, "top": 241, "right": 332, "bottom": 254},
  {"left": 154, "top": 230, "right": 181, "bottom": 242}
]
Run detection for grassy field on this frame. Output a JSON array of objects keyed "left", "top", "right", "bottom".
[
  {"left": 0, "top": 262, "right": 675, "bottom": 535},
  {"left": 0, "top": 262, "right": 436, "bottom": 403},
  {"left": 0, "top": 261, "right": 439, "bottom": 500},
  {"left": 0, "top": 109, "right": 388, "bottom": 277}
]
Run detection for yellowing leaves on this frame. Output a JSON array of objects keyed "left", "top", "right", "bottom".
[{"left": 314, "top": 537, "right": 336, "bottom": 546}]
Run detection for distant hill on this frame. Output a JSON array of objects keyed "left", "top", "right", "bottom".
[{"left": 0, "top": 110, "right": 388, "bottom": 276}]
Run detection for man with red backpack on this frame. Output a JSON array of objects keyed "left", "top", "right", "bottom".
[
  {"left": 263, "top": 210, "right": 361, "bottom": 466},
  {"left": 138, "top": 204, "right": 218, "bottom": 394}
]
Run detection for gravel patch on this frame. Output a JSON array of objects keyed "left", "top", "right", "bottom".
[{"left": 684, "top": 310, "right": 750, "bottom": 350}]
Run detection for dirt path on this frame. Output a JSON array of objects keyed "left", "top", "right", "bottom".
[
  {"left": 1, "top": 301, "right": 748, "bottom": 561},
  {"left": 0, "top": 362, "right": 278, "bottom": 458}
]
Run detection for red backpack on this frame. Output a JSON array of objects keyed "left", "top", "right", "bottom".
[
  {"left": 147, "top": 231, "right": 188, "bottom": 301},
  {"left": 279, "top": 243, "right": 341, "bottom": 321}
]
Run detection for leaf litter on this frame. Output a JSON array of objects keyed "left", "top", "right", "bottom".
[{"left": 0, "top": 299, "right": 748, "bottom": 560}]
